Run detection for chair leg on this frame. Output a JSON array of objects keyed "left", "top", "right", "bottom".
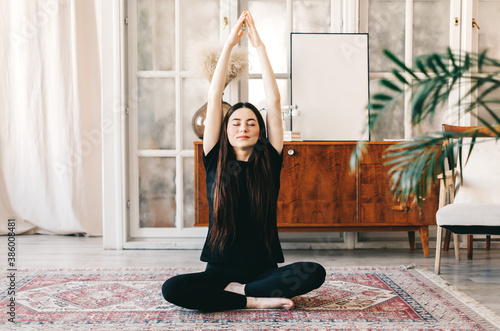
[
  {"left": 443, "top": 230, "right": 451, "bottom": 251},
  {"left": 453, "top": 234, "right": 460, "bottom": 260},
  {"left": 486, "top": 235, "right": 491, "bottom": 250},
  {"left": 435, "top": 226, "right": 443, "bottom": 274},
  {"left": 467, "top": 235, "right": 473, "bottom": 260}
]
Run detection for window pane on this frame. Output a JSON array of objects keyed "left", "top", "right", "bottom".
[
  {"left": 478, "top": 1, "right": 500, "bottom": 72},
  {"left": 413, "top": 0, "right": 450, "bottom": 65},
  {"left": 369, "top": 79, "right": 404, "bottom": 141},
  {"left": 293, "top": 0, "right": 331, "bottom": 32},
  {"left": 368, "top": 0, "right": 405, "bottom": 72},
  {"left": 248, "top": 1, "right": 287, "bottom": 73},
  {"left": 411, "top": 79, "right": 448, "bottom": 136},
  {"left": 249, "top": 79, "right": 288, "bottom": 111},
  {"left": 183, "top": 157, "right": 195, "bottom": 227},
  {"left": 182, "top": 78, "right": 209, "bottom": 149},
  {"left": 139, "top": 157, "right": 176, "bottom": 228},
  {"left": 137, "top": 0, "right": 175, "bottom": 71},
  {"left": 137, "top": 78, "right": 175, "bottom": 150},
  {"left": 181, "top": 0, "right": 220, "bottom": 71},
  {"left": 478, "top": 83, "right": 500, "bottom": 125}
]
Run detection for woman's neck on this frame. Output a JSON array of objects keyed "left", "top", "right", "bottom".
[{"left": 233, "top": 147, "right": 253, "bottom": 161}]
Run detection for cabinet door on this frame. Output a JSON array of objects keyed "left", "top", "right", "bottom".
[
  {"left": 359, "top": 144, "right": 438, "bottom": 225},
  {"left": 278, "top": 144, "right": 357, "bottom": 227}
]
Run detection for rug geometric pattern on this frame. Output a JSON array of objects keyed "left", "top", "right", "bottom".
[{"left": 1, "top": 266, "right": 499, "bottom": 330}]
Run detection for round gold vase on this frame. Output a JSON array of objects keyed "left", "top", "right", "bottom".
[{"left": 191, "top": 101, "right": 232, "bottom": 139}]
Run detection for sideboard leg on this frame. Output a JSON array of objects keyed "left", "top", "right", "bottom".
[
  {"left": 420, "top": 226, "right": 430, "bottom": 258},
  {"left": 408, "top": 231, "right": 416, "bottom": 250}
]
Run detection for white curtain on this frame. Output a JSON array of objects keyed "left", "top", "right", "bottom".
[{"left": 0, "top": 0, "right": 102, "bottom": 236}]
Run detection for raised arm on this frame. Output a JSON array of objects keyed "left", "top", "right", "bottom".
[
  {"left": 203, "top": 13, "right": 247, "bottom": 155},
  {"left": 246, "top": 12, "right": 283, "bottom": 154}
]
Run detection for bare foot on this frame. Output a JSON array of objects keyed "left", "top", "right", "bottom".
[
  {"left": 224, "top": 282, "right": 245, "bottom": 295},
  {"left": 246, "top": 297, "right": 295, "bottom": 310},
  {"left": 224, "top": 283, "right": 294, "bottom": 309}
]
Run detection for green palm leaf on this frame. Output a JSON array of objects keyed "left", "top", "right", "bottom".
[{"left": 353, "top": 48, "right": 500, "bottom": 205}]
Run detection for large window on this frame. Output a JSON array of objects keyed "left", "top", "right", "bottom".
[
  {"left": 360, "top": 0, "right": 455, "bottom": 140},
  {"left": 127, "top": 0, "right": 348, "bottom": 240},
  {"left": 128, "top": 0, "right": 222, "bottom": 238}
]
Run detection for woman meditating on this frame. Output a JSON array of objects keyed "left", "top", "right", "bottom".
[{"left": 162, "top": 11, "right": 326, "bottom": 311}]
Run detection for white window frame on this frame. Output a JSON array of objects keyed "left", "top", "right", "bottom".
[
  {"left": 126, "top": 0, "right": 212, "bottom": 240},
  {"left": 124, "top": 0, "right": 356, "bottom": 243},
  {"left": 359, "top": 0, "right": 462, "bottom": 138},
  {"left": 101, "top": 0, "right": 127, "bottom": 249},
  {"left": 101, "top": 0, "right": 361, "bottom": 248}
]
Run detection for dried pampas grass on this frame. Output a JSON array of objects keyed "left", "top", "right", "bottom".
[{"left": 198, "top": 45, "right": 248, "bottom": 86}]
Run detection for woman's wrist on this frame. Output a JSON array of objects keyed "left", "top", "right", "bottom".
[
  {"left": 224, "top": 40, "right": 237, "bottom": 50},
  {"left": 254, "top": 43, "right": 266, "bottom": 52}
]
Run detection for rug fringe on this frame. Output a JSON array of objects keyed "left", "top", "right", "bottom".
[{"left": 415, "top": 267, "right": 500, "bottom": 329}]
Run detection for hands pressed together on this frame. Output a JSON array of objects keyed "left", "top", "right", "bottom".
[{"left": 227, "top": 11, "right": 263, "bottom": 48}]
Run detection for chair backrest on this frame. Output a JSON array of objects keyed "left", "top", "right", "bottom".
[
  {"left": 442, "top": 124, "right": 500, "bottom": 204},
  {"left": 442, "top": 124, "right": 499, "bottom": 137},
  {"left": 453, "top": 137, "right": 500, "bottom": 203},
  {"left": 441, "top": 124, "right": 499, "bottom": 170}
]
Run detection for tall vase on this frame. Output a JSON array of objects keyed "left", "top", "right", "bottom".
[{"left": 192, "top": 100, "right": 232, "bottom": 139}]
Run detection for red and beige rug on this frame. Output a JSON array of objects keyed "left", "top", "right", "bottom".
[{"left": 1, "top": 266, "right": 499, "bottom": 330}]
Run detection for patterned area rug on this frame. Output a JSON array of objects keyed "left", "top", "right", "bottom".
[{"left": 1, "top": 266, "right": 499, "bottom": 330}]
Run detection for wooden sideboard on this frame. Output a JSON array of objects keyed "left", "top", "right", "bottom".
[{"left": 194, "top": 142, "right": 439, "bottom": 257}]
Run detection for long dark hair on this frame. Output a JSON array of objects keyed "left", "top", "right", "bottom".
[{"left": 209, "top": 102, "right": 278, "bottom": 255}]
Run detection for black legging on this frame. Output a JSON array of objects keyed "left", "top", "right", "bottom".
[{"left": 162, "top": 262, "right": 326, "bottom": 312}]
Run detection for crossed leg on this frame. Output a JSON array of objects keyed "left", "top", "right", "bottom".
[{"left": 162, "top": 262, "right": 325, "bottom": 312}]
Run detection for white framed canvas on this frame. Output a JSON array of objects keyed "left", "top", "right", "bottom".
[{"left": 291, "top": 33, "right": 370, "bottom": 141}]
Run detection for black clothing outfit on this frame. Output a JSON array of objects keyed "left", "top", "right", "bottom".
[
  {"left": 200, "top": 140, "right": 284, "bottom": 267},
  {"left": 162, "top": 141, "right": 326, "bottom": 311}
]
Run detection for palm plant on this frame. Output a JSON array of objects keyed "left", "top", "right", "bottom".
[{"left": 352, "top": 48, "right": 500, "bottom": 207}]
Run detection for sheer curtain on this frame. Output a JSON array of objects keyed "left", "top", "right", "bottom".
[{"left": 0, "top": 0, "right": 102, "bottom": 235}]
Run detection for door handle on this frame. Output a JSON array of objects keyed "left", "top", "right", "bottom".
[
  {"left": 392, "top": 205, "right": 410, "bottom": 212},
  {"left": 472, "top": 18, "right": 480, "bottom": 30}
]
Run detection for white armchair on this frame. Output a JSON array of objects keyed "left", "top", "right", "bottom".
[{"left": 435, "top": 134, "right": 500, "bottom": 274}]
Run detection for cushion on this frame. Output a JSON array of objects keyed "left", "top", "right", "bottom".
[
  {"left": 437, "top": 203, "right": 500, "bottom": 230},
  {"left": 453, "top": 138, "right": 500, "bottom": 204}
]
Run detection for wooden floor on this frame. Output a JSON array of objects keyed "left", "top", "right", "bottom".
[{"left": 2, "top": 235, "right": 500, "bottom": 315}]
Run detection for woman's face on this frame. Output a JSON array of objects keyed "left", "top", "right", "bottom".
[{"left": 227, "top": 107, "right": 260, "bottom": 150}]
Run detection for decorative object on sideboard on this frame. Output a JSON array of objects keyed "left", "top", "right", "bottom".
[
  {"left": 192, "top": 101, "right": 232, "bottom": 139},
  {"left": 281, "top": 104, "right": 302, "bottom": 141},
  {"left": 191, "top": 45, "right": 248, "bottom": 139}
]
